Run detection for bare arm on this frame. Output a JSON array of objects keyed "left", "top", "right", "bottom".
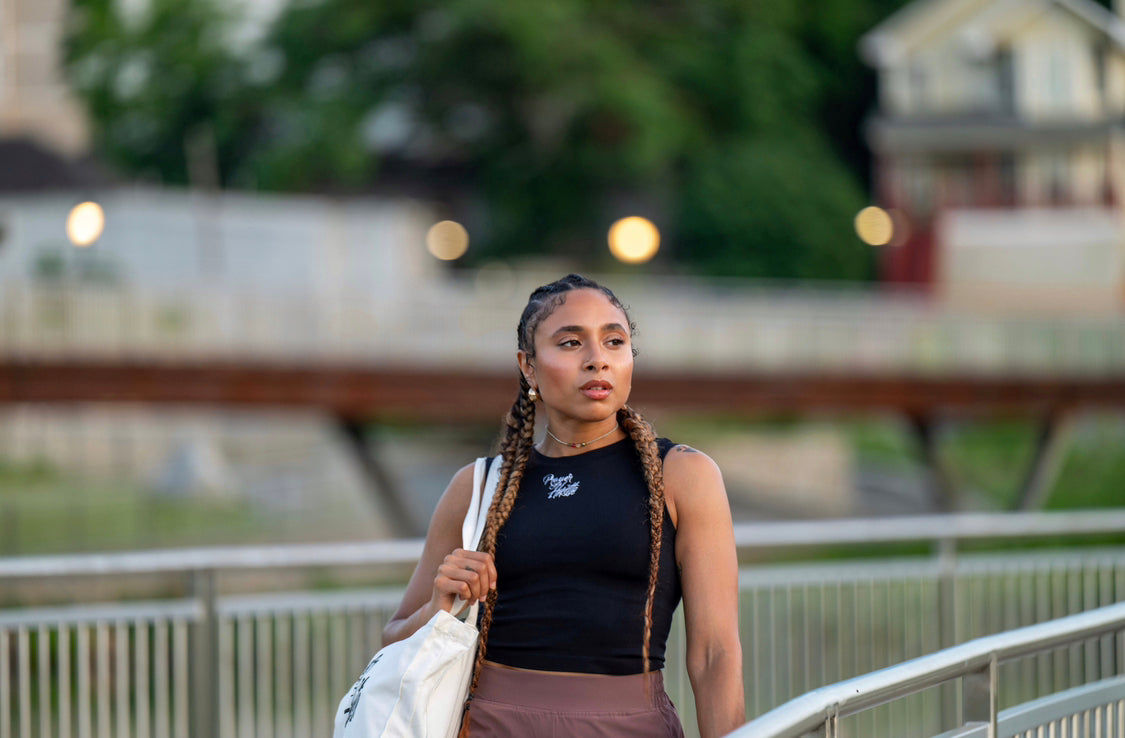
[
  {"left": 382, "top": 462, "right": 498, "bottom": 646},
  {"left": 665, "top": 445, "right": 744, "bottom": 738}
]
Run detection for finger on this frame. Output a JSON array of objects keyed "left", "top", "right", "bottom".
[
  {"left": 437, "top": 562, "right": 487, "bottom": 603},
  {"left": 461, "top": 559, "right": 495, "bottom": 596},
  {"left": 432, "top": 573, "right": 473, "bottom": 608},
  {"left": 448, "top": 550, "right": 497, "bottom": 593},
  {"left": 485, "top": 554, "right": 497, "bottom": 589},
  {"left": 460, "top": 550, "right": 497, "bottom": 591},
  {"left": 460, "top": 563, "right": 486, "bottom": 602}
]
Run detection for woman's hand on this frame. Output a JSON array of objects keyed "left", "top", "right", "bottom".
[{"left": 431, "top": 548, "right": 497, "bottom": 615}]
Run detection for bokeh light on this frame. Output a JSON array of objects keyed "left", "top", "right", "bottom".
[
  {"left": 425, "top": 220, "right": 470, "bottom": 261},
  {"left": 608, "top": 216, "right": 660, "bottom": 264},
  {"left": 854, "top": 206, "right": 894, "bottom": 247},
  {"left": 66, "top": 202, "right": 106, "bottom": 247}
]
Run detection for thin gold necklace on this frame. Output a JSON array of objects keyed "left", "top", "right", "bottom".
[{"left": 545, "top": 424, "right": 620, "bottom": 449}]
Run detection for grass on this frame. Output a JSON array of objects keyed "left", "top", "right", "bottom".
[
  {"left": 660, "top": 411, "right": 1125, "bottom": 512},
  {"left": 0, "top": 460, "right": 277, "bottom": 555},
  {"left": 3, "top": 412, "right": 1124, "bottom": 558},
  {"left": 913, "top": 415, "right": 1125, "bottom": 511},
  {"left": 850, "top": 417, "right": 1042, "bottom": 509},
  {"left": 1044, "top": 417, "right": 1125, "bottom": 509}
]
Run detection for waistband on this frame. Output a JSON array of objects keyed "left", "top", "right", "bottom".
[{"left": 473, "top": 661, "right": 666, "bottom": 711}]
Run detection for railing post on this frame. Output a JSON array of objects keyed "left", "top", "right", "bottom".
[
  {"left": 961, "top": 654, "right": 998, "bottom": 737},
  {"left": 938, "top": 536, "right": 958, "bottom": 730},
  {"left": 961, "top": 666, "right": 989, "bottom": 725},
  {"left": 190, "top": 569, "right": 219, "bottom": 738}
]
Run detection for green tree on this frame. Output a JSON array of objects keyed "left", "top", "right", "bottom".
[
  {"left": 66, "top": 0, "right": 913, "bottom": 280},
  {"left": 65, "top": 0, "right": 261, "bottom": 186}
]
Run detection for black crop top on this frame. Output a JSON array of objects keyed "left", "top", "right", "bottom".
[{"left": 484, "top": 437, "right": 681, "bottom": 675}]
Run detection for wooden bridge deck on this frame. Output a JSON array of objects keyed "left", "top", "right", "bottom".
[{"left": 3, "top": 358, "right": 1123, "bottom": 421}]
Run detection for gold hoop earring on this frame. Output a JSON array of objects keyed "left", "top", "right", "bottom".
[{"left": 527, "top": 386, "right": 539, "bottom": 402}]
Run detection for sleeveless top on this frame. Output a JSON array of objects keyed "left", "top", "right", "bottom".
[{"left": 485, "top": 437, "right": 681, "bottom": 675}]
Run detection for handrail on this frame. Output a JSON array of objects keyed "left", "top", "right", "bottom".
[
  {"left": 0, "top": 538, "right": 426, "bottom": 578},
  {"left": 730, "top": 508, "right": 1125, "bottom": 548},
  {"left": 725, "top": 600, "right": 1125, "bottom": 737},
  {"left": 1, "top": 509, "right": 1124, "bottom": 579}
]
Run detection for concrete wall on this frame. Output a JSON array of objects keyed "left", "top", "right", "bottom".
[
  {"left": 0, "top": 188, "right": 439, "bottom": 296},
  {"left": 938, "top": 206, "right": 1125, "bottom": 312}
]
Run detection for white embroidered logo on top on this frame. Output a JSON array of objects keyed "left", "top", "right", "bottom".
[{"left": 544, "top": 473, "right": 580, "bottom": 499}]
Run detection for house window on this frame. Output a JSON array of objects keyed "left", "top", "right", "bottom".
[
  {"left": 940, "top": 155, "right": 976, "bottom": 207},
  {"left": 1044, "top": 150, "right": 1070, "bottom": 205},
  {"left": 995, "top": 48, "right": 1015, "bottom": 116},
  {"left": 909, "top": 65, "right": 930, "bottom": 114},
  {"left": 998, "top": 153, "right": 1018, "bottom": 206},
  {"left": 1047, "top": 48, "right": 1072, "bottom": 111},
  {"left": 968, "top": 58, "right": 994, "bottom": 113},
  {"left": 900, "top": 158, "right": 934, "bottom": 216},
  {"left": 1094, "top": 43, "right": 1108, "bottom": 111}
]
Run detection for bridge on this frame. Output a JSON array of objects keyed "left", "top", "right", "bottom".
[{"left": 2, "top": 272, "right": 1124, "bottom": 514}]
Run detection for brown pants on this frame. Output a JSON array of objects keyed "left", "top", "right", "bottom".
[{"left": 466, "top": 661, "right": 685, "bottom": 737}]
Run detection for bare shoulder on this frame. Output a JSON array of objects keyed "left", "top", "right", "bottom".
[
  {"left": 662, "top": 444, "right": 726, "bottom": 523},
  {"left": 664, "top": 443, "right": 722, "bottom": 479},
  {"left": 446, "top": 461, "right": 478, "bottom": 496}
]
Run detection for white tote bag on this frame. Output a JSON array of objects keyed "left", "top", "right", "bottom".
[{"left": 333, "top": 455, "right": 501, "bottom": 738}]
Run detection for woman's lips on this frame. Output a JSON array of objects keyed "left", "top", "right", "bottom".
[{"left": 580, "top": 381, "right": 612, "bottom": 400}]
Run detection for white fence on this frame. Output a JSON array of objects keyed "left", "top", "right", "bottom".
[{"left": 1, "top": 512, "right": 1125, "bottom": 738}]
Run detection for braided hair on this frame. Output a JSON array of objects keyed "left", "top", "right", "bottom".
[{"left": 460, "top": 274, "right": 667, "bottom": 734}]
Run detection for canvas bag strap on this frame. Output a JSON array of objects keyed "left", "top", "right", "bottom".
[
  {"left": 463, "top": 455, "right": 501, "bottom": 551},
  {"left": 453, "top": 455, "right": 501, "bottom": 621}
]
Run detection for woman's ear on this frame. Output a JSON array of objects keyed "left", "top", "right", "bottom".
[{"left": 516, "top": 350, "right": 535, "bottom": 386}]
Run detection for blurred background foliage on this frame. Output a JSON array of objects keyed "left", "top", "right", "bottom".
[{"left": 60, "top": 0, "right": 957, "bottom": 280}]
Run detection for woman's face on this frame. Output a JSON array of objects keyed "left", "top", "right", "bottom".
[{"left": 518, "top": 288, "right": 634, "bottom": 426}]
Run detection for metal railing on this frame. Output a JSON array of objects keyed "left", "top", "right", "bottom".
[
  {"left": 934, "top": 676, "right": 1125, "bottom": 737},
  {"left": 729, "top": 601, "right": 1125, "bottom": 738},
  {"left": 1, "top": 511, "right": 1124, "bottom": 738}
]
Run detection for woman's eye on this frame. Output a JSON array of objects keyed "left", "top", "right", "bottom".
[
  {"left": 560, "top": 339, "right": 580, "bottom": 348},
  {"left": 607, "top": 338, "right": 626, "bottom": 347}
]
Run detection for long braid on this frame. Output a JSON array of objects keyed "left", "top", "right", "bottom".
[
  {"left": 459, "top": 376, "right": 536, "bottom": 736},
  {"left": 618, "top": 404, "right": 665, "bottom": 676}
]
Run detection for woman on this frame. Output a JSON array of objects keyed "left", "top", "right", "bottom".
[{"left": 383, "top": 274, "right": 744, "bottom": 737}]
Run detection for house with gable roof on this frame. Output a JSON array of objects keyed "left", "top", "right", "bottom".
[
  {"left": 861, "top": 0, "right": 1125, "bottom": 312},
  {"left": 0, "top": 0, "right": 88, "bottom": 156}
]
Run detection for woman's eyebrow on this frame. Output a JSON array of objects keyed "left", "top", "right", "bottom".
[{"left": 550, "top": 323, "right": 627, "bottom": 336}]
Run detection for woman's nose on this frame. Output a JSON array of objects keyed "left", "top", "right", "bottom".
[{"left": 584, "top": 345, "right": 608, "bottom": 370}]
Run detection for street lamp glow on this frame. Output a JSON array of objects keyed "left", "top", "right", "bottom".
[
  {"left": 854, "top": 206, "right": 894, "bottom": 247},
  {"left": 426, "top": 220, "right": 470, "bottom": 261},
  {"left": 608, "top": 216, "right": 660, "bottom": 264},
  {"left": 66, "top": 201, "right": 105, "bottom": 247}
]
